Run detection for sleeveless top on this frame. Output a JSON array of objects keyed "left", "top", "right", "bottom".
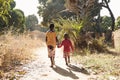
[{"left": 46, "top": 31, "right": 56, "bottom": 48}]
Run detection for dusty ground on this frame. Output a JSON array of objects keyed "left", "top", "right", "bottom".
[{"left": 19, "top": 45, "right": 97, "bottom": 80}]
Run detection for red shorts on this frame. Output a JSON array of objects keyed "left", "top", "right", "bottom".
[{"left": 63, "top": 52, "right": 70, "bottom": 58}]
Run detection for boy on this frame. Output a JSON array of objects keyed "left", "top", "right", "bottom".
[{"left": 58, "top": 33, "right": 74, "bottom": 66}]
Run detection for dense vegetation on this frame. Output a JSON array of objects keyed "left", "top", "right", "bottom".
[{"left": 37, "top": 0, "right": 119, "bottom": 52}]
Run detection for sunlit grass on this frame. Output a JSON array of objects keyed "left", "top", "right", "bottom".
[
  {"left": 0, "top": 30, "right": 45, "bottom": 79},
  {"left": 72, "top": 53, "right": 120, "bottom": 79}
]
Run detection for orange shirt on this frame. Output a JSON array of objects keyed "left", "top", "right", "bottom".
[{"left": 46, "top": 31, "right": 56, "bottom": 48}]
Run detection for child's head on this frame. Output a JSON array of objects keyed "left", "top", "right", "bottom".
[
  {"left": 64, "top": 33, "right": 69, "bottom": 39},
  {"left": 49, "top": 23, "right": 54, "bottom": 31}
]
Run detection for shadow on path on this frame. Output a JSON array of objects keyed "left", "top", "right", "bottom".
[
  {"left": 52, "top": 65, "right": 79, "bottom": 79},
  {"left": 67, "top": 64, "right": 90, "bottom": 75}
]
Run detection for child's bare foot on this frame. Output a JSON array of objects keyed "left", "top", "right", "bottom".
[
  {"left": 66, "top": 63, "right": 68, "bottom": 66},
  {"left": 50, "top": 65, "right": 53, "bottom": 67},
  {"left": 53, "top": 65, "right": 56, "bottom": 68},
  {"left": 68, "top": 61, "right": 71, "bottom": 65},
  {"left": 50, "top": 65, "right": 56, "bottom": 68}
]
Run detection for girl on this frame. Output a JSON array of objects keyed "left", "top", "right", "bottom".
[{"left": 46, "top": 23, "right": 58, "bottom": 67}]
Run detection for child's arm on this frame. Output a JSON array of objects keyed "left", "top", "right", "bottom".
[
  {"left": 45, "top": 36, "right": 47, "bottom": 42},
  {"left": 70, "top": 40, "right": 74, "bottom": 53},
  {"left": 57, "top": 43, "right": 62, "bottom": 48},
  {"left": 57, "top": 41, "right": 63, "bottom": 48}
]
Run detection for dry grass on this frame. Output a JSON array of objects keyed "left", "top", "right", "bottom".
[
  {"left": 0, "top": 31, "right": 44, "bottom": 80},
  {"left": 72, "top": 53, "right": 120, "bottom": 79},
  {"left": 0, "top": 30, "right": 45, "bottom": 79}
]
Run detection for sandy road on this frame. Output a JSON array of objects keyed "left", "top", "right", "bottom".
[{"left": 19, "top": 46, "right": 93, "bottom": 80}]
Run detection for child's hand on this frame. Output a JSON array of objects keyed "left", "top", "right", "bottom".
[
  {"left": 57, "top": 42, "right": 62, "bottom": 48},
  {"left": 70, "top": 50, "right": 73, "bottom": 55},
  {"left": 57, "top": 44, "right": 60, "bottom": 48},
  {"left": 57, "top": 45, "right": 59, "bottom": 48}
]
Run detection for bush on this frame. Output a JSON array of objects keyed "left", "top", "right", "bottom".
[{"left": 76, "top": 33, "right": 107, "bottom": 54}]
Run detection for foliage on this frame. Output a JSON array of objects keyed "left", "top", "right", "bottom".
[
  {"left": 53, "top": 18, "right": 82, "bottom": 43},
  {"left": 25, "top": 14, "right": 38, "bottom": 31},
  {"left": 64, "top": 0, "right": 114, "bottom": 48},
  {"left": 0, "top": 0, "right": 25, "bottom": 33},
  {"left": 65, "top": 0, "right": 102, "bottom": 28},
  {"left": 101, "top": 0, "right": 115, "bottom": 31},
  {"left": 100, "top": 16, "right": 112, "bottom": 32},
  {"left": 8, "top": 9, "right": 25, "bottom": 32},
  {"left": 65, "top": 0, "right": 115, "bottom": 33},
  {"left": 38, "top": 0, "right": 65, "bottom": 26},
  {"left": 0, "top": 0, "right": 13, "bottom": 23},
  {"left": 54, "top": 17, "right": 107, "bottom": 52},
  {"left": 88, "top": 37, "right": 107, "bottom": 52},
  {"left": 75, "top": 32, "right": 107, "bottom": 53}
]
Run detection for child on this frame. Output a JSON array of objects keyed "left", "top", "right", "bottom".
[
  {"left": 58, "top": 33, "right": 74, "bottom": 66},
  {"left": 46, "top": 23, "right": 58, "bottom": 67}
]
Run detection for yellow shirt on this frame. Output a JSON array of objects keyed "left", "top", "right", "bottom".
[{"left": 46, "top": 31, "right": 56, "bottom": 48}]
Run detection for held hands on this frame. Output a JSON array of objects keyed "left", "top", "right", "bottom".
[
  {"left": 57, "top": 45, "right": 60, "bottom": 48},
  {"left": 57, "top": 42, "right": 61, "bottom": 48}
]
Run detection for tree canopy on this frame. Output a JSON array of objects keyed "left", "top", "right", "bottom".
[
  {"left": 38, "top": 0, "right": 65, "bottom": 26},
  {"left": 25, "top": 14, "right": 38, "bottom": 31},
  {"left": 0, "top": 0, "right": 25, "bottom": 32}
]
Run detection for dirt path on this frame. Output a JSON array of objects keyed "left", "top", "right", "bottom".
[{"left": 19, "top": 46, "right": 95, "bottom": 80}]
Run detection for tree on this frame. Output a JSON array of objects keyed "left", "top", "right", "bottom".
[
  {"left": 38, "top": 0, "right": 65, "bottom": 26},
  {"left": 10, "top": 9, "right": 25, "bottom": 28},
  {"left": 25, "top": 14, "right": 38, "bottom": 31},
  {"left": 100, "top": 16, "right": 112, "bottom": 32},
  {"left": 65, "top": 0, "right": 102, "bottom": 32},
  {"left": 0, "top": 0, "right": 26, "bottom": 32},
  {"left": 101, "top": 0, "right": 115, "bottom": 31},
  {"left": 0, "top": 0, "right": 13, "bottom": 29},
  {"left": 65, "top": 0, "right": 115, "bottom": 33}
]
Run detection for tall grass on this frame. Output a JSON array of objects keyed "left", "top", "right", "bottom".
[
  {"left": 0, "top": 30, "right": 45, "bottom": 70},
  {"left": 0, "top": 30, "right": 45, "bottom": 79}
]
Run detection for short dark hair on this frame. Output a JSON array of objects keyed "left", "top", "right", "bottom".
[
  {"left": 64, "top": 33, "right": 69, "bottom": 39},
  {"left": 49, "top": 23, "right": 54, "bottom": 30}
]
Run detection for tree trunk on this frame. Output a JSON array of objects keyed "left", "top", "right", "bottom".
[{"left": 103, "top": 0, "right": 115, "bottom": 31}]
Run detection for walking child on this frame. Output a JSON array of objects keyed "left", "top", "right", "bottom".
[
  {"left": 58, "top": 33, "right": 74, "bottom": 66},
  {"left": 46, "top": 23, "right": 58, "bottom": 67}
]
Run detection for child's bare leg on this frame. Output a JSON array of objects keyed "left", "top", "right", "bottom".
[
  {"left": 52, "top": 57, "right": 55, "bottom": 65},
  {"left": 50, "top": 57, "right": 55, "bottom": 67},
  {"left": 68, "top": 56, "right": 70, "bottom": 63},
  {"left": 50, "top": 57, "right": 53, "bottom": 67},
  {"left": 65, "top": 57, "right": 68, "bottom": 65}
]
